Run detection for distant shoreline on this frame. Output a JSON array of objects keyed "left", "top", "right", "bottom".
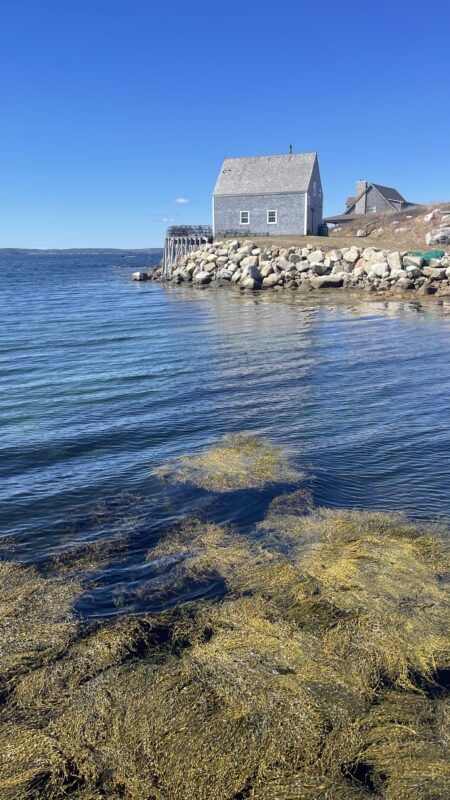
[{"left": 0, "top": 247, "right": 163, "bottom": 255}]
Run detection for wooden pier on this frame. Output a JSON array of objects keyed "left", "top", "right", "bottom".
[{"left": 162, "top": 225, "right": 212, "bottom": 279}]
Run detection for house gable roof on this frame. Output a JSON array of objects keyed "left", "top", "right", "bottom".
[
  {"left": 346, "top": 182, "right": 407, "bottom": 214},
  {"left": 213, "top": 153, "right": 317, "bottom": 196}
]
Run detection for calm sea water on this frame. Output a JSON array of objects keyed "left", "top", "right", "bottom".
[{"left": 2, "top": 252, "right": 450, "bottom": 615}]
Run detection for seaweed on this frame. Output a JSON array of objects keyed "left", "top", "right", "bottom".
[
  {"left": 156, "top": 433, "right": 303, "bottom": 492},
  {"left": 1, "top": 445, "right": 449, "bottom": 799}
]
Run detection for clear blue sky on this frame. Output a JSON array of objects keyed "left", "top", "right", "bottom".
[{"left": 1, "top": 0, "right": 449, "bottom": 248}]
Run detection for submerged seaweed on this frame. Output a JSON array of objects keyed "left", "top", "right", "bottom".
[
  {"left": 1, "top": 437, "right": 449, "bottom": 800},
  {"left": 156, "top": 433, "right": 304, "bottom": 492}
]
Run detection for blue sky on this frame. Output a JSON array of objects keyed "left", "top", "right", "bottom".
[{"left": 1, "top": 0, "right": 449, "bottom": 248}]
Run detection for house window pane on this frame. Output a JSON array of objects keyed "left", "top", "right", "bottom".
[
  {"left": 367, "top": 205, "right": 377, "bottom": 213},
  {"left": 267, "top": 210, "right": 277, "bottom": 224},
  {"left": 240, "top": 211, "right": 249, "bottom": 224}
]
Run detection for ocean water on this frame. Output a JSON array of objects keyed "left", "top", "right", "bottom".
[{"left": 2, "top": 251, "right": 450, "bottom": 616}]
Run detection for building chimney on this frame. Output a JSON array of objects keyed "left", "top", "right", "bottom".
[{"left": 356, "top": 180, "right": 368, "bottom": 196}]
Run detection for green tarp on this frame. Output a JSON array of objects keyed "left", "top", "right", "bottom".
[{"left": 411, "top": 250, "right": 445, "bottom": 264}]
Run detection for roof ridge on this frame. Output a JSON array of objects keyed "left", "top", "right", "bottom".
[{"left": 221, "top": 152, "right": 317, "bottom": 160}]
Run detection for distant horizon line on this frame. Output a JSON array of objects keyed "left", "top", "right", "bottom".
[{"left": 0, "top": 246, "right": 163, "bottom": 253}]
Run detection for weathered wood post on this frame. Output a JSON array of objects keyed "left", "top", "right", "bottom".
[{"left": 162, "top": 226, "right": 213, "bottom": 279}]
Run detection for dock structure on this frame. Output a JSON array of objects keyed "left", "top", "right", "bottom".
[{"left": 162, "top": 225, "right": 212, "bottom": 279}]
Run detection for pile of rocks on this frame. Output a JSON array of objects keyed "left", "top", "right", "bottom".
[{"left": 149, "top": 240, "right": 450, "bottom": 296}]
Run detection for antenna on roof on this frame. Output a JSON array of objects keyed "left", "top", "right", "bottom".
[{"left": 289, "top": 144, "right": 293, "bottom": 154}]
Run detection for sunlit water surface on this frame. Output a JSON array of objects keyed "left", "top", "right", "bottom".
[{"left": 2, "top": 252, "right": 450, "bottom": 616}]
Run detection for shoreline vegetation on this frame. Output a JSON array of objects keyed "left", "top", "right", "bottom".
[{"left": 1, "top": 435, "right": 449, "bottom": 799}]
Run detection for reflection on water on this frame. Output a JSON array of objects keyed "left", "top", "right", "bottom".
[{"left": 1, "top": 253, "right": 450, "bottom": 617}]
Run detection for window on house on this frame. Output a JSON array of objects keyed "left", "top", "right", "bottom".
[
  {"left": 267, "top": 210, "right": 277, "bottom": 224},
  {"left": 367, "top": 204, "right": 377, "bottom": 213},
  {"left": 313, "top": 181, "right": 317, "bottom": 196},
  {"left": 240, "top": 211, "right": 249, "bottom": 225}
]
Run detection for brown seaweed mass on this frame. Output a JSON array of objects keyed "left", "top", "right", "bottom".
[{"left": 0, "top": 438, "right": 449, "bottom": 800}]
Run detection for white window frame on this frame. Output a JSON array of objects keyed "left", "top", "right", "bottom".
[
  {"left": 240, "top": 210, "right": 249, "bottom": 225},
  {"left": 267, "top": 209, "right": 277, "bottom": 224},
  {"left": 367, "top": 204, "right": 377, "bottom": 213}
]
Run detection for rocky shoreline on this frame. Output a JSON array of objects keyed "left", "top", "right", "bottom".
[{"left": 143, "top": 239, "right": 450, "bottom": 296}]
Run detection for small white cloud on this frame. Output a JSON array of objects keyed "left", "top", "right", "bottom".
[
  {"left": 174, "top": 197, "right": 189, "bottom": 204},
  {"left": 161, "top": 217, "right": 174, "bottom": 223}
]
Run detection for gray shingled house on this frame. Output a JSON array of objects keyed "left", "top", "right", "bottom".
[
  {"left": 345, "top": 181, "right": 413, "bottom": 216},
  {"left": 212, "top": 152, "right": 323, "bottom": 237}
]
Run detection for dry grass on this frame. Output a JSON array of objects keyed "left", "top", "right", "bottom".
[{"left": 242, "top": 202, "right": 450, "bottom": 253}]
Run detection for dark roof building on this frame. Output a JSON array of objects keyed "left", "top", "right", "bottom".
[{"left": 344, "top": 180, "right": 415, "bottom": 216}]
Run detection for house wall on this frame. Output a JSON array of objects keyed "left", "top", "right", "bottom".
[
  {"left": 353, "top": 186, "right": 396, "bottom": 216},
  {"left": 213, "top": 192, "right": 307, "bottom": 237},
  {"left": 307, "top": 158, "right": 323, "bottom": 234}
]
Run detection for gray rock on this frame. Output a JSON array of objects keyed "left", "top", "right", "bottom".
[
  {"left": 193, "top": 271, "right": 212, "bottom": 285},
  {"left": 311, "top": 262, "right": 330, "bottom": 276},
  {"left": 241, "top": 263, "right": 262, "bottom": 282},
  {"left": 424, "top": 209, "right": 440, "bottom": 222},
  {"left": 395, "top": 278, "right": 414, "bottom": 290},
  {"left": 309, "top": 249, "right": 325, "bottom": 264},
  {"left": 403, "top": 255, "right": 424, "bottom": 268},
  {"left": 131, "top": 271, "right": 149, "bottom": 280},
  {"left": 231, "top": 270, "right": 242, "bottom": 284},
  {"left": 369, "top": 261, "right": 390, "bottom": 278},
  {"left": 327, "top": 249, "right": 342, "bottom": 262},
  {"left": 260, "top": 263, "right": 274, "bottom": 277},
  {"left": 310, "top": 275, "right": 344, "bottom": 289},
  {"left": 404, "top": 266, "right": 422, "bottom": 279},
  {"left": 426, "top": 227, "right": 450, "bottom": 246},
  {"left": 387, "top": 251, "right": 403, "bottom": 271},
  {"left": 241, "top": 255, "right": 259, "bottom": 269},
  {"left": 262, "top": 274, "right": 280, "bottom": 288},
  {"left": 275, "top": 257, "right": 291, "bottom": 271},
  {"left": 422, "top": 267, "right": 447, "bottom": 280},
  {"left": 356, "top": 229, "right": 366, "bottom": 237},
  {"left": 216, "top": 268, "right": 233, "bottom": 280},
  {"left": 342, "top": 247, "right": 360, "bottom": 264},
  {"left": 240, "top": 277, "right": 261, "bottom": 290}
]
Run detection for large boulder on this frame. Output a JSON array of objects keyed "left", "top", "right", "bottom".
[
  {"left": 309, "top": 250, "right": 325, "bottom": 264},
  {"left": 240, "top": 255, "right": 259, "bottom": 270},
  {"left": 216, "top": 268, "right": 233, "bottom": 281},
  {"left": 241, "top": 263, "right": 262, "bottom": 283},
  {"left": 426, "top": 227, "right": 450, "bottom": 246},
  {"left": 311, "top": 262, "right": 330, "bottom": 276},
  {"left": 395, "top": 278, "right": 414, "bottom": 291},
  {"left": 403, "top": 255, "right": 423, "bottom": 268},
  {"left": 260, "top": 262, "right": 274, "bottom": 277},
  {"left": 241, "top": 277, "right": 261, "bottom": 290},
  {"left": 424, "top": 209, "right": 440, "bottom": 222},
  {"left": 368, "top": 261, "right": 390, "bottom": 278},
  {"left": 342, "top": 246, "right": 360, "bottom": 264},
  {"left": 131, "top": 271, "right": 149, "bottom": 280},
  {"left": 404, "top": 266, "right": 422, "bottom": 279},
  {"left": 262, "top": 274, "right": 280, "bottom": 288},
  {"left": 387, "top": 251, "right": 403, "bottom": 271},
  {"left": 327, "top": 249, "right": 342, "bottom": 262},
  {"left": 422, "top": 267, "right": 447, "bottom": 280},
  {"left": 193, "top": 271, "right": 212, "bottom": 285},
  {"left": 310, "top": 275, "right": 344, "bottom": 289}
]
